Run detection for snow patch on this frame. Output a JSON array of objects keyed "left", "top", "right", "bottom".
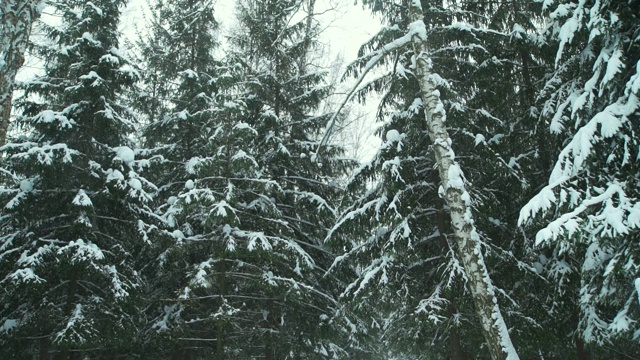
[
  {"left": 114, "top": 146, "right": 135, "bottom": 164},
  {"left": 446, "top": 164, "right": 465, "bottom": 189},
  {"left": 0, "top": 319, "right": 18, "bottom": 334},
  {"left": 386, "top": 129, "right": 402, "bottom": 143},
  {"left": 72, "top": 190, "right": 93, "bottom": 207},
  {"left": 128, "top": 178, "right": 142, "bottom": 191},
  {"left": 172, "top": 230, "right": 185, "bottom": 240},
  {"left": 19, "top": 179, "right": 33, "bottom": 192}
]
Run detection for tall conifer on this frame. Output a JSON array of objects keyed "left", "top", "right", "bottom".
[{"left": 0, "top": 1, "right": 157, "bottom": 359}]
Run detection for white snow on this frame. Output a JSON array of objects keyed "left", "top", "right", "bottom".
[
  {"left": 72, "top": 190, "right": 93, "bottom": 207},
  {"left": 532, "top": 262, "right": 544, "bottom": 274},
  {"left": 180, "top": 69, "right": 198, "bottom": 78},
  {"left": 233, "top": 122, "right": 258, "bottom": 134},
  {"left": 107, "top": 169, "right": 125, "bottom": 182},
  {"left": 0, "top": 319, "right": 18, "bottom": 334},
  {"left": 446, "top": 164, "right": 465, "bottom": 189},
  {"left": 86, "top": 2, "right": 104, "bottom": 16},
  {"left": 128, "top": 178, "right": 142, "bottom": 191},
  {"left": 212, "top": 200, "right": 232, "bottom": 217},
  {"left": 34, "top": 110, "right": 76, "bottom": 129},
  {"left": 176, "top": 110, "right": 189, "bottom": 120},
  {"left": 185, "top": 157, "right": 201, "bottom": 174},
  {"left": 386, "top": 129, "right": 402, "bottom": 143},
  {"left": 79, "top": 71, "right": 104, "bottom": 87},
  {"left": 99, "top": 53, "right": 120, "bottom": 65},
  {"left": 407, "top": 20, "right": 427, "bottom": 40},
  {"left": 19, "top": 179, "right": 33, "bottom": 192},
  {"left": 600, "top": 50, "right": 624, "bottom": 91},
  {"left": 555, "top": 9, "right": 582, "bottom": 65},
  {"left": 80, "top": 32, "right": 102, "bottom": 46},
  {"left": 8, "top": 268, "right": 44, "bottom": 284},
  {"left": 113, "top": 146, "right": 135, "bottom": 164},
  {"left": 172, "top": 230, "right": 185, "bottom": 240}
]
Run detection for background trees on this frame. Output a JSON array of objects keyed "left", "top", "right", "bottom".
[
  {"left": 133, "top": 0, "right": 355, "bottom": 358},
  {"left": 0, "top": 0, "right": 639, "bottom": 359}
]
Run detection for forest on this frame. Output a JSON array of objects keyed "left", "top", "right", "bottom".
[{"left": 0, "top": 0, "right": 639, "bottom": 359}]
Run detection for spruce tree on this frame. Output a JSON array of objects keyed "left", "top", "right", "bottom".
[
  {"left": 133, "top": 0, "right": 224, "bottom": 358},
  {"left": 0, "top": 1, "right": 156, "bottom": 358},
  {"left": 519, "top": 0, "right": 640, "bottom": 355},
  {"left": 134, "top": 0, "right": 354, "bottom": 358},
  {"left": 231, "top": 0, "right": 356, "bottom": 355}
]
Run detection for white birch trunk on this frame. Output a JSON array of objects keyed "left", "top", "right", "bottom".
[
  {"left": 0, "top": 0, "right": 42, "bottom": 147},
  {"left": 407, "top": 1, "right": 519, "bottom": 359}
]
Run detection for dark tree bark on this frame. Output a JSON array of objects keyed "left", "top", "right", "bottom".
[{"left": 0, "top": 0, "right": 42, "bottom": 146}]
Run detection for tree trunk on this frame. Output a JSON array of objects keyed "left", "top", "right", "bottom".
[
  {"left": 298, "top": 0, "right": 316, "bottom": 76},
  {"left": 575, "top": 335, "right": 590, "bottom": 360},
  {"left": 407, "top": 2, "right": 519, "bottom": 359},
  {"left": 437, "top": 195, "right": 466, "bottom": 360},
  {"left": 216, "top": 263, "right": 227, "bottom": 360},
  {"left": 39, "top": 337, "right": 49, "bottom": 360},
  {"left": 264, "top": 299, "right": 275, "bottom": 360},
  {"left": 0, "top": 0, "right": 43, "bottom": 147},
  {"left": 451, "top": 328, "right": 466, "bottom": 360}
]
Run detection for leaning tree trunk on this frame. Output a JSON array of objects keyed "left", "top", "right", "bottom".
[
  {"left": 407, "top": 1, "right": 519, "bottom": 359},
  {"left": 0, "top": 0, "right": 42, "bottom": 147}
]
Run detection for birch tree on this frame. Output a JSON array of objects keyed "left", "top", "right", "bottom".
[
  {"left": 323, "top": 0, "right": 521, "bottom": 358},
  {"left": 407, "top": 2, "right": 518, "bottom": 358},
  {"left": 0, "top": 0, "right": 43, "bottom": 147}
]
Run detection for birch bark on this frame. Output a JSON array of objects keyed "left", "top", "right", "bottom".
[
  {"left": 0, "top": 0, "right": 42, "bottom": 147},
  {"left": 407, "top": 1, "right": 519, "bottom": 359}
]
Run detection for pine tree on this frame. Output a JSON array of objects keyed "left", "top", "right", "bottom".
[
  {"left": 0, "top": 1, "right": 157, "bottom": 358},
  {"left": 133, "top": 1, "right": 224, "bottom": 358}
]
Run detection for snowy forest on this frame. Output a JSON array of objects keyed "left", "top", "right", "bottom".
[{"left": 0, "top": 0, "right": 639, "bottom": 359}]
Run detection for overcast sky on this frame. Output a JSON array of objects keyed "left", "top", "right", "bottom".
[
  {"left": 20, "top": 0, "right": 384, "bottom": 161},
  {"left": 119, "top": 0, "right": 384, "bottom": 161},
  {"left": 121, "top": 0, "right": 383, "bottom": 65}
]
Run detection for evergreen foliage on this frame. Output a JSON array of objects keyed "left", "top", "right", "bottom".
[
  {"left": 328, "top": 0, "right": 570, "bottom": 358},
  {"left": 519, "top": 0, "right": 640, "bottom": 355},
  {"left": 133, "top": 0, "right": 356, "bottom": 358},
  {"left": 1, "top": 0, "right": 639, "bottom": 358},
  {"left": 0, "top": 1, "right": 157, "bottom": 358}
]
